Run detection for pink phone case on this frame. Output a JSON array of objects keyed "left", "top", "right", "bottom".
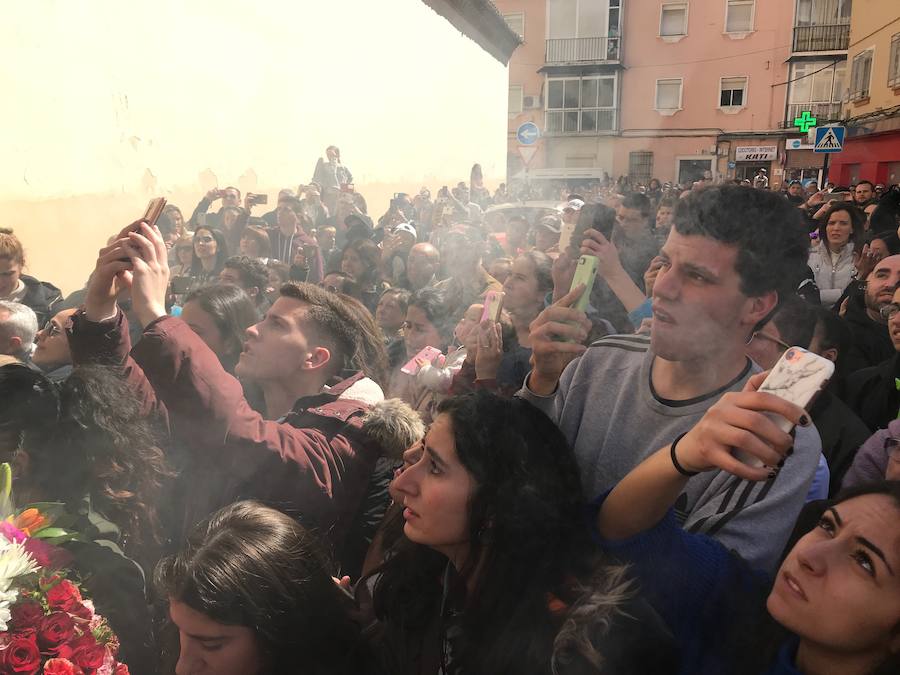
[{"left": 401, "top": 346, "right": 443, "bottom": 375}]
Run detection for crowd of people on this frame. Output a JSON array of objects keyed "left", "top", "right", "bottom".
[{"left": 0, "top": 145, "right": 899, "bottom": 674}]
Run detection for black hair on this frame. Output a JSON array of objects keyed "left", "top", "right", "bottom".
[
  {"left": 223, "top": 255, "right": 269, "bottom": 301},
  {"left": 370, "top": 393, "right": 635, "bottom": 674},
  {"left": 621, "top": 192, "right": 653, "bottom": 218},
  {"left": 190, "top": 227, "right": 230, "bottom": 277},
  {"left": 0, "top": 364, "right": 171, "bottom": 563},
  {"left": 869, "top": 189, "right": 900, "bottom": 237},
  {"left": 183, "top": 284, "right": 259, "bottom": 371},
  {"left": 770, "top": 294, "right": 817, "bottom": 349},
  {"left": 378, "top": 287, "right": 411, "bottom": 317},
  {"left": 239, "top": 226, "right": 273, "bottom": 259},
  {"left": 856, "top": 179, "right": 875, "bottom": 191},
  {"left": 155, "top": 500, "right": 369, "bottom": 675},
  {"left": 517, "top": 250, "right": 554, "bottom": 296},
  {"left": 816, "top": 203, "right": 865, "bottom": 249},
  {"left": 279, "top": 282, "right": 388, "bottom": 386},
  {"left": 673, "top": 184, "right": 809, "bottom": 301},
  {"left": 407, "top": 286, "right": 455, "bottom": 349},
  {"left": 340, "top": 238, "right": 381, "bottom": 287}
]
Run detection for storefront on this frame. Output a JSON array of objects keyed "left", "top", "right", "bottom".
[
  {"left": 784, "top": 147, "right": 826, "bottom": 187},
  {"left": 729, "top": 144, "right": 778, "bottom": 183},
  {"left": 828, "top": 127, "right": 900, "bottom": 186}
]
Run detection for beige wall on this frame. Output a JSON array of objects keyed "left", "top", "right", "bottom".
[
  {"left": 844, "top": 1, "right": 900, "bottom": 117},
  {"left": 0, "top": 0, "right": 508, "bottom": 295}
]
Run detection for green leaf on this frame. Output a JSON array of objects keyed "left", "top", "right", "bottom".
[{"left": 33, "top": 527, "right": 74, "bottom": 539}]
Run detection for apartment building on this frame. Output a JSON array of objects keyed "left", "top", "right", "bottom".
[
  {"left": 828, "top": 0, "right": 900, "bottom": 185},
  {"left": 615, "top": 0, "right": 795, "bottom": 186},
  {"left": 496, "top": 0, "right": 623, "bottom": 184},
  {"left": 782, "top": 0, "right": 851, "bottom": 183},
  {"left": 498, "top": 0, "right": 871, "bottom": 188}
]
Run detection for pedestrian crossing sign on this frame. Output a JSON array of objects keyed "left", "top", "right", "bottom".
[{"left": 814, "top": 126, "right": 845, "bottom": 153}]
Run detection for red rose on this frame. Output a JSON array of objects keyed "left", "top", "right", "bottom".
[
  {"left": 46, "top": 580, "right": 84, "bottom": 614},
  {"left": 66, "top": 633, "right": 96, "bottom": 653},
  {"left": 38, "top": 611, "right": 76, "bottom": 654},
  {"left": 72, "top": 643, "right": 107, "bottom": 673},
  {"left": 43, "top": 659, "right": 85, "bottom": 675},
  {"left": 0, "top": 634, "right": 41, "bottom": 674},
  {"left": 10, "top": 601, "right": 44, "bottom": 630},
  {"left": 113, "top": 665, "right": 129, "bottom": 675}
]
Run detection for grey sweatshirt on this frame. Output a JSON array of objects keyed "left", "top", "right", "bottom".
[{"left": 518, "top": 334, "right": 822, "bottom": 573}]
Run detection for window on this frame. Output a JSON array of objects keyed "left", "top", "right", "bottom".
[
  {"left": 850, "top": 49, "right": 873, "bottom": 101},
  {"left": 548, "top": 0, "right": 606, "bottom": 38},
  {"left": 720, "top": 76, "right": 748, "bottom": 107},
  {"left": 629, "top": 151, "right": 654, "bottom": 183},
  {"left": 546, "top": 75, "right": 617, "bottom": 134},
  {"left": 796, "top": 0, "right": 852, "bottom": 26},
  {"left": 789, "top": 61, "right": 845, "bottom": 103},
  {"left": 725, "top": 0, "right": 755, "bottom": 33},
  {"left": 503, "top": 12, "right": 525, "bottom": 40},
  {"left": 660, "top": 3, "right": 688, "bottom": 37},
  {"left": 655, "top": 78, "right": 683, "bottom": 112},
  {"left": 508, "top": 85, "right": 523, "bottom": 114},
  {"left": 889, "top": 33, "right": 900, "bottom": 88}
]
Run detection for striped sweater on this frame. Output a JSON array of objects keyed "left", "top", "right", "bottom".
[{"left": 518, "top": 334, "right": 822, "bottom": 574}]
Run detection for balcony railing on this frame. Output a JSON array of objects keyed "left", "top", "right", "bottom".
[
  {"left": 792, "top": 24, "right": 850, "bottom": 52},
  {"left": 782, "top": 102, "right": 843, "bottom": 128},
  {"left": 545, "top": 109, "right": 617, "bottom": 135},
  {"left": 545, "top": 37, "right": 620, "bottom": 64}
]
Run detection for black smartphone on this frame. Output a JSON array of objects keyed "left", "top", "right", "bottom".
[
  {"left": 169, "top": 276, "right": 192, "bottom": 295},
  {"left": 569, "top": 203, "right": 616, "bottom": 253}
]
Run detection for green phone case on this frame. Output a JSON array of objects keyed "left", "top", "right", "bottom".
[{"left": 570, "top": 255, "right": 598, "bottom": 312}]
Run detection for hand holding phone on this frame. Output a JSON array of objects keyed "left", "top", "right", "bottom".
[
  {"left": 401, "top": 346, "right": 443, "bottom": 375},
  {"left": 480, "top": 291, "right": 505, "bottom": 323},
  {"left": 569, "top": 255, "right": 598, "bottom": 313}
]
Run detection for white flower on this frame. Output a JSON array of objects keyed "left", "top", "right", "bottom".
[
  {"left": 0, "top": 602, "right": 10, "bottom": 633},
  {"left": 0, "top": 539, "right": 38, "bottom": 594}
]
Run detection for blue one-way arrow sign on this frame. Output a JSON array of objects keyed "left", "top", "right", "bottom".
[
  {"left": 814, "top": 126, "right": 845, "bottom": 153},
  {"left": 516, "top": 122, "right": 540, "bottom": 145}
]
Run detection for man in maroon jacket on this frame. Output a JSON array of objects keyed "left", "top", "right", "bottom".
[{"left": 68, "top": 221, "right": 422, "bottom": 571}]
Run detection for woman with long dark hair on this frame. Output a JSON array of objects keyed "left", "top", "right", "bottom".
[
  {"left": 340, "top": 237, "right": 388, "bottom": 315},
  {"left": 189, "top": 226, "right": 229, "bottom": 286},
  {"left": 181, "top": 284, "right": 259, "bottom": 373},
  {"left": 157, "top": 500, "right": 374, "bottom": 675},
  {"left": 368, "top": 392, "right": 676, "bottom": 674},
  {"left": 0, "top": 362, "right": 172, "bottom": 672},
  {"left": 808, "top": 203, "right": 865, "bottom": 306}
]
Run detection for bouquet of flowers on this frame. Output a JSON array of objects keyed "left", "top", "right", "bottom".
[{"left": 0, "top": 464, "right": 130, "bottom": 674}]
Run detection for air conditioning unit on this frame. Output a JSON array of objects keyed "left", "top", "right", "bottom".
[{"left": 524, "top": 95, "right": 541, "bottom": 109}]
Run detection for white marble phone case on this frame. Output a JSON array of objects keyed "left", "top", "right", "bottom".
[{"left": 736, "top": 347, "right": 834, "bottom": 467}]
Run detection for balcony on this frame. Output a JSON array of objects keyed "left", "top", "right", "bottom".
[
  {"left": 545, "top": 109, "right": 617, "bottom": 136},
  {"left": 545, "top": 37, "right": 620, "bottom": 64},
  {"left": 792, "top": 23, "right": 850, "bottom": 52},
  {"left": 782, "top": 102, "right": 843, "bottom": 128}
]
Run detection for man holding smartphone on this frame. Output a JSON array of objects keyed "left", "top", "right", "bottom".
[
  {"left": 189, "top": 186, "right": 242, "bottom": 230},
  {"left": 519, "top": 184, "right": 822, "bottom": 573}
]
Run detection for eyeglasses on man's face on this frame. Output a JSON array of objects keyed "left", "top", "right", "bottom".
[
  {"left": 751, "top": 330, "right": 792, "bottom": 353},
  {"left": 880, "top": 303, "right": 900, "bottom": 322}
]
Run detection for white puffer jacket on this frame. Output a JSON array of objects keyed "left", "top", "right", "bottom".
[{"left": 808, "top": 241, "right": 855, "bottom": 306}]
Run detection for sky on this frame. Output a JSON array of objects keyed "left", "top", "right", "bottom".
[{"left": 0, "top": 0, "right": 508, "bottom": 291}]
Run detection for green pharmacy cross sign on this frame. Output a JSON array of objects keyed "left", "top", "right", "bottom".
[{"left": 793, "top": 111, "right": 817, "bottom": 133}]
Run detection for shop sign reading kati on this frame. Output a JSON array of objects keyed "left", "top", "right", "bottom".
[{"left": 735, "top": 146, "right": 778, "bottom": 162}]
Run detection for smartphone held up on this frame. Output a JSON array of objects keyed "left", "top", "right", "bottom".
[{"left": 733, "top": 347, "right": 833, "bottom": 468}]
